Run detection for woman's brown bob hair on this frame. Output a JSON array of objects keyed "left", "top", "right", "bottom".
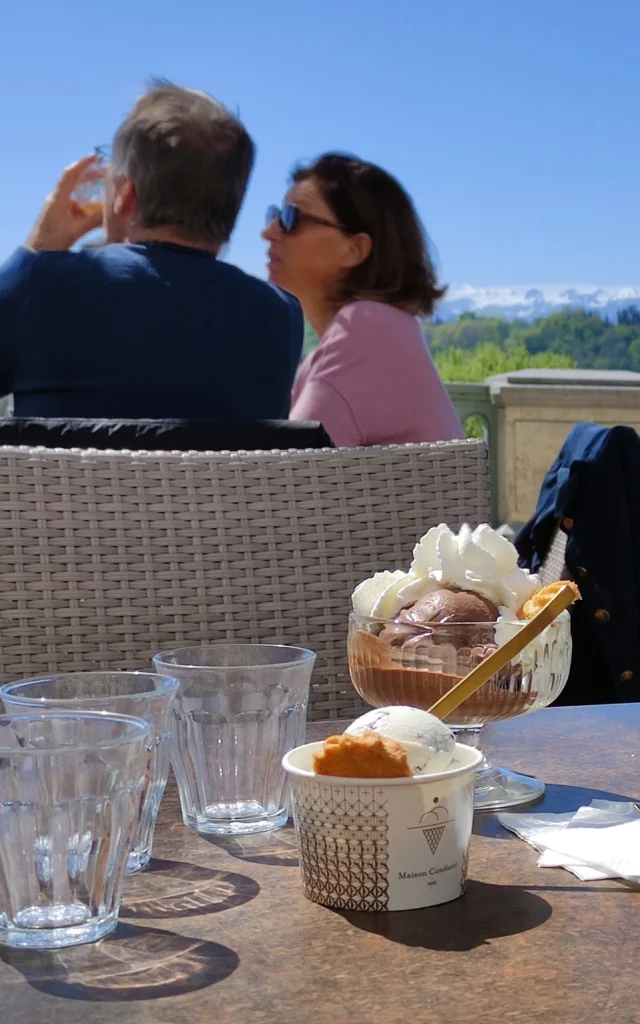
[{"left": 292, "top": 153, "right": 446, "bottom": 316}]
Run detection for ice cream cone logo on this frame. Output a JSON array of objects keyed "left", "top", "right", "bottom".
[
  {"left": 422, "top": 823, "right": 445, "bottom": 854},
  {"left": 417, "top": 806, "right": 451, "bottom": 854}
]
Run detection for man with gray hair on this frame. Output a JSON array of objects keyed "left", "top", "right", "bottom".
[{"left": 0, "top": 81, "right": 302, "bottom": 419}]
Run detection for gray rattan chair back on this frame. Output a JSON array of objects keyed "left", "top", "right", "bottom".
[{"left": 0, "top": 441, "right": 490, "bottom": 719}]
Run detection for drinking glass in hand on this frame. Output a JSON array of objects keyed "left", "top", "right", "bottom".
[
  {"left": 0, "top": 671, "right": 178, "bottom": 872},
  {"left": 73, "top": 144, "right": 111, "bottom": 215},
  {"left": 153, "top": 644, "right": 316, "bottom": 835},
  {"left": 0, "top": 711, "right": 148, "bottom": 949}
]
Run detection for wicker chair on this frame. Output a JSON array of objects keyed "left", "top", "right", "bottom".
[
  {"left": 539, "top": 527, "right": 569, "bottom": 586},
  {"left": 0, "top": 440, "right": 490, "bottom": 720}
]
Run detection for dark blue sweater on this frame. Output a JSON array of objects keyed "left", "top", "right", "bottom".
[{"left": 0, "top": 242, "right": 303, "bottom": 419}]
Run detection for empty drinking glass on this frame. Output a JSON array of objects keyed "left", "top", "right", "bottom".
[
  {"left": 0, "top": 672, "right": 178, "bottom": 872},
  {"left": 153, "top": 645, "right": 316, "bottom": 835},
  {"left": 0, "top": 711, "right": 149, "bottom": 949}
]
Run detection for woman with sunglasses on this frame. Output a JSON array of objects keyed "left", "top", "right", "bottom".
[{"left": 262, "top": 153, "right": 462, "bottom": 446}]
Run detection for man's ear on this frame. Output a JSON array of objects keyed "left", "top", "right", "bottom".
[{"left": 114, "top": 178, "right": 136, "bottom": 217}]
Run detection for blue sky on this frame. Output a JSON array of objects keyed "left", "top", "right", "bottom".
[{"left": 1, "top": 0, "right": 639, "bottom": 286}]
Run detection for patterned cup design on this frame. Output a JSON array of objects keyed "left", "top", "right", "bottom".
[{"left": 284, "top": 742, "right": 482, "bottom": 912}]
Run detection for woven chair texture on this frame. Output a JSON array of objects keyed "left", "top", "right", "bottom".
[
  {"left": 539, "top": 528, "right": 569, "bottom": 586},
  {"left": 0, "top": 441, "right": 490, "bottom": 720}
]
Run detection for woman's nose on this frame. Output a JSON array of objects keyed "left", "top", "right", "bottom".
[{"left": 262, "top": 218, "right": 281, "bottom": 242}]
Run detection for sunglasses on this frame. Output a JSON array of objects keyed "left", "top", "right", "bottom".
[{"left": 265, "top": 203, "right": 350, "bottom": 234}]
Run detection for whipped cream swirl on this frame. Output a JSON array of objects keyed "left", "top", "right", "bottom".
[{"left": 352, "top": 523, "right": 540, "bottom": 621}]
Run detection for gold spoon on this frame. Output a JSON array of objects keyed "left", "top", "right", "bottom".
[{"left": 428, "top": 584, "right": 577, "bottom": 721}]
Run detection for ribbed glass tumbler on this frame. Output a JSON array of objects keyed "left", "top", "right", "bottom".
[
  {"left": 0, "top": 711, "right": 149, "bottom": 949},
  {"left": 154, "top": 644, "right": 316, "bottom": 835},
  {"left": 0, "top": 672, "right": 178, "bottom": 872}
]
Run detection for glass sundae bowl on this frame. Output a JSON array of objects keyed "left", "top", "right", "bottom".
[{"left": 348, "top": 611, "right": 572, "bottom": 811}]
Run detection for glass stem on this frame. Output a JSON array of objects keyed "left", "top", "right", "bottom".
[{"left": 451, "top": 725, "right": 492, "bottom": 772}]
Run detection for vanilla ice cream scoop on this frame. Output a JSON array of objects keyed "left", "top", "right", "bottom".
[{"left": 346, "top": 706, "right": 455, "bottom": 774}]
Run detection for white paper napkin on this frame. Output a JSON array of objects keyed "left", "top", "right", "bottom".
[{"left": 498, "top": 800, "right": 640, "bottom": 883}]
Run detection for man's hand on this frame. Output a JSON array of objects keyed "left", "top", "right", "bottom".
[{"left": 26, "top": 156, "right": 105, "bottom": 252}]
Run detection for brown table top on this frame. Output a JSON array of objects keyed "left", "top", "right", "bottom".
[{"left": 2, "top": 704, "right": 640, "bottom": 1024}]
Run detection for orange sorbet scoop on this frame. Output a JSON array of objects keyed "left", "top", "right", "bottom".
[{"left": 312, "top": 731, "right": 412, "bottom": 778}]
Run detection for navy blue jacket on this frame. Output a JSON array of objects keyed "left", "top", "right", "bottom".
[
  {"left": 0, "top": 243, "right": 303, "bottom": 419},
  {"left": 516, "top": 422, "right": 640, "bottom": 705}
]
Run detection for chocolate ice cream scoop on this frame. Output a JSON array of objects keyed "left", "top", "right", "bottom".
[{"left": 399, "top": 587, "right": 499, "bottom": 625}]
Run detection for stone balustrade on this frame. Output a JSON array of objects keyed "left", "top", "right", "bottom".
[{"left": 446, "top": 369, "right": 640, "bottom": 527}]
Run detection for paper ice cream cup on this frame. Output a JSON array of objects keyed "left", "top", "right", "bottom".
[{"left": 283, "top": 742, "right": 482, "bottom": 912}]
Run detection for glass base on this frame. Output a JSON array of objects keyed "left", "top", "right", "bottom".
[
  {"left": 453, "top": 726, "right": 546, "bottom": 812},
  {"left": 474, "top": 763, "right": 545, "bottom": 811},
  {"left": 126, "top": 847, "right": 151, "bottom": 874},
  {"left": 0, "top": 908, "right": 117, "bottom": 949},
  {"left": 184, "top": 801, "right": 288, "bottom": 836}
]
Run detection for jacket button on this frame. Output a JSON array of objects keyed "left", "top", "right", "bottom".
[
  {"left": 621, "top": 670, "right": 634, "bottom": 682},
  {"left": 562, "top": 517, "right": 574, "bottom": 530},
  {"left": 594, "top": 608, "right": 610, "bottom": 624},
  {"left": 575, "top": 566, "right": 588, "bottom": 578}
]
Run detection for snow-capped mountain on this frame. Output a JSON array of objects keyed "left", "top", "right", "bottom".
[{"left": 437, "top": 285, "right": 640, "bottom": 322}]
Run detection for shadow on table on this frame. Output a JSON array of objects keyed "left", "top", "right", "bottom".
[
  {"left": 0, "top": 922, "right": 238, "bottom": 1002},
  {"left": 337, "top": 880, "right": 552, "bottom": 951},
  {"left": 473, "top": 783, "right": 637, "bottom": 839},
  {"left": 120, "top": 858, "right": 260, "bottom": 919},
  {"left": 201, "top": 822, "right": 299, "bottom": 867}
]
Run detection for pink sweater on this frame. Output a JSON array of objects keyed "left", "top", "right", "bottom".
[{"left": 290, "top": 300, "right": 463, "bottom": 446}]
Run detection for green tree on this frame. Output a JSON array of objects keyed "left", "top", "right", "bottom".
[
  {"left": 424, "top": 315, "right": 511, "bottom": 354},
  {"left": 433, "top": 342, "right": 575, "bottom": 383},
  {"left": 433, "top": 343, "right": 576, "bottom": 438},
  {"left": 619, "top": 306, "right": 640, "bottom": 327},
  {"left": 510, "top": 309, "right": 607, "bottom": 362},
  {"left": 424, "top": 305, "right": 640, "bottom": 372}
]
